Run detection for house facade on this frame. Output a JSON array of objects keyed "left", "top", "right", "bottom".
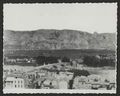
[{"left": 5, "top": 76, "right": 25, "bottom": 89}]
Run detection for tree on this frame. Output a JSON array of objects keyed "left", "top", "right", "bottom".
[
  {"left": 83, "top": 56, "right": 100, "bottom": 67},
  {"left": 62, "top": 57, "right": 70, "bottom": 62},
  {"left": 68, "top": 79, "right": 74, "bottom": 89},
  {"left": 35, "top": 56, "right": 45, "bottom": 66},
  {"left": 83, "top": 55, "right": 115, "bottom": 67}
]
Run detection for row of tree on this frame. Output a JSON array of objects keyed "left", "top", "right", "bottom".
[
  {"left": 83, "top": 56, "right": 115, "bottom": 67},
  {"left": 4, "top": 55, "right": 115, "bottom": 67},
  {"left": 35, "top": 56, "right": 70, "bottom": 66}
]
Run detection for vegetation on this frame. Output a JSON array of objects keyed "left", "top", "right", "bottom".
[
  {"left": 83, "top": 56, "right": 115, "bottom": 67},
  {"left": 68, "top": 69, "right": 90, "bottom": 89},
  {"left": 35, "top": 56, "right": 59, "bottom": 66},
  {"left": 61, "top": 56, "right": 70, "bottom": 62},
  {"left": 35, "top": 56, "right": 70, "bottom": 66},
  {"left": 68, "top": 69, "right": 90, "bottom": 78},
  {"left": 4, "top": 49, "right": 115, "bottom": 67},
  {"left": 4, "top": 49, "right": 115, "bottom": 59}
]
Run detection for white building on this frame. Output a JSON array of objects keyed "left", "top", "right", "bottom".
[
  {"left": 65, "top": 72, "right": 73, "bottom": 80},
  {"left": 58, "top": 59, "right": 62, "bottom": 63},
  {"left": 5, "top": 76, "right": 25, "bottom": 89},
  {"left": 73, "top": 76, "right": 91, "bottom": 89},
  {"left": 58, "top": 71, "right": 73, "bottom": 80},
  {"left": 87, "top": 74, "right": 102, "bottom": 83},
  {"left": 51, "top": 79, "right": 59, "bottom": 89},
  {"left": 59, "top": 80, "right": 68, "bottom": 89}
]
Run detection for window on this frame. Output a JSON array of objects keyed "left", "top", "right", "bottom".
[{"left": 7, "top": 82, "right": 10, "bottom": 86}]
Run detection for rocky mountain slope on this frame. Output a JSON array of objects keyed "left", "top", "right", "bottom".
[{"left": 3, "top": 29, "right": 117, "bottom": 50}]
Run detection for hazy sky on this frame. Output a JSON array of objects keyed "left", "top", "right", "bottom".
[{"left": 4, "top": 3, "right": 117, "bottom": 33}]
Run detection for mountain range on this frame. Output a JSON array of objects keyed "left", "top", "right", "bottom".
[{"left": 3, "top": 29, "right": 117, "bottom": 50}]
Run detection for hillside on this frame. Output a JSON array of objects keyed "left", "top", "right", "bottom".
[{"left": 3, "top": 29, "right": 117, "bottom": 50}]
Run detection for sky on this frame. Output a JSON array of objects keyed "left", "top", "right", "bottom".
[{"left": 3, "top": 3, "right": 117, "bottom": 33}]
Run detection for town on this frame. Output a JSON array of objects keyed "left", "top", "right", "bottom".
[{"left": 3, "top": 54, "right": 116, "bottom": 90}]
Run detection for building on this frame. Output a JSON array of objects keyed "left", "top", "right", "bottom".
[
  {"left": 73, "top": 76, "right": 91, "bottom": 89},
  {"left": 42, "top": 84, "right": 54, "bottom": 89},
  {"left": 4, "top": 76, "right": 25, "bottom": 89},
  {"left": 58, "top": 79, "right": 68, "bottom": 89},
  {"left": 58, "top": 59, "right": 62, "bottom": 63},
  {"left": 91, "top": 82, "right": 101, "bottom": 89},
  {"left": 58, "top": 71, "right": 73, "bottom": 80},
  {"left": 41, "top": 79, "right": 55, "bottom": 89},
  {"left": 51, "top": 79, "right": 59, "bottom": 89},
  {"left": 72, "top": 60, "right": 77, "bottom": 68},
  {"left": 87, "top": 75, "right": 102, "bottom": 83}
]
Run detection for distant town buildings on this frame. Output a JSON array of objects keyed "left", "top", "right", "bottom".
[
  {"left": 4, "top": 56, "right": 36, "bottom": 64},
  {"left": 3, "top": 55, "right": 116, "bottom": 90}
]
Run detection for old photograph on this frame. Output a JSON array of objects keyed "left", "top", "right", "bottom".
[{"left": 3, "top": 3, "right": 117, "bottom": 93}]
